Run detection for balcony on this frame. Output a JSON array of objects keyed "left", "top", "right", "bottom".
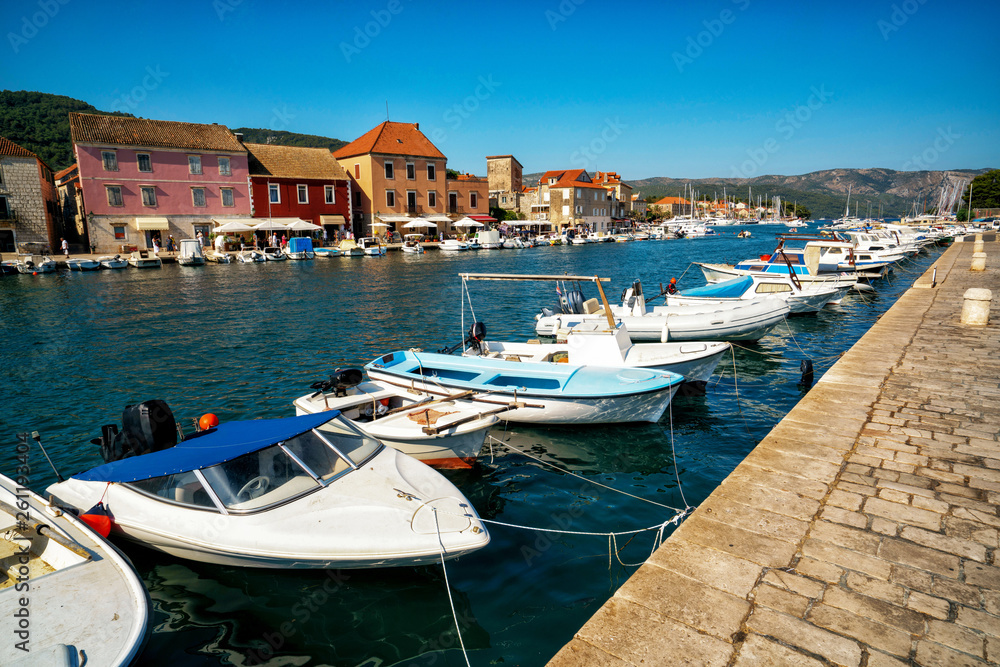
[
  {"left": 405, "top": 203, "right": 424, "bottom": 214},
  {"left": 448, "top": 205, "right": 466, "bottom": 214}
]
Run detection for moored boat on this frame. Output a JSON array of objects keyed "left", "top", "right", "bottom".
[
  {"left": 263, "top": 246, "right": 286, "bottom": 261},
  {"left": 177, "top": 239, "right": 206, "bottom": 266},
  {"left": 15, "top": 254, "right": 56, "bottom": 274},
  {"left": 338, "top": 239, "right": 364, "bottom": 256},
  {"left": 98, "top": 254, "right": 129, "bottom": 269},
  {"left": 439, "top": 238, "right": 468, "bottom": 252},
  {"left": 314, "top": 247, "right": 342, "bottom": 257},
  {"left": 66, "top": 257, "right": 101, "bottom": 271},
  {"left": 237, "top": 249, "right": 265, "bottom": 263},
  {"left": 665, "top": 274, "right": 848, "bottom": 313},
  {"left": 286, "top": 237, "right": 315, "bottom": 260},
  {"left": 127, "top": 251, "right": 161, "bottom": 268},
  {"left": 358, "top": 237, "right": 384, "bottom": 256}
]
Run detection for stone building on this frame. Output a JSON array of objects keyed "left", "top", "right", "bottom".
[
  {"left": 594, "top": 171, "right": 632, "bottom": 220},
  {"left": 0, "top": 136, "right": 60, "bottom": 252},
  {"left": 486, "top": 154, "right": 523, "bottom": 211},
  {"left": 534, "top": 169, "right": 613, "bottom": 234},
  {"left": 54, "top": 163, "right": 86, "bottom": 246}
]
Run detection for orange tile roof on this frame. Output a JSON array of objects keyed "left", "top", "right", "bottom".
[
  {"left": 54, "top": 163, "right": 77, "bottom": 180},
  {"left": 0, "top": 136, "right": 39, "bottom": 159},
  {"left": 654, "top": 196, "right": 690, "bottom": 206},
  {"left": 245, "top": 143, "right": 348, "bottom": 180},
  {"left": 455, "top": 173, "right": 486, "bottom": 182},
  {"left": 69, "top": 112, "right": 246, "bottom": 152},
  {"left": 538, "top": 168, "right": 589, "bottom": 185},
  {"left": 333, "top": 121, "right": 445, "bottom": 160}
]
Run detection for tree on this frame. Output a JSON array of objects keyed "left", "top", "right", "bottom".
[
  {"left": 963, "top": 169, "right": 1000, "bottom": 215},
  {"left": 446, "top": 168, "right": 460, "bottom": 180}
]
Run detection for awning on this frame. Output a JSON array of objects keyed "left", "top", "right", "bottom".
[
  {"left": 134, "top": 217, "right": 169, "bottom": 230},
  {"left": 376, "top": 214, "right": 412, "bottom": 222},
  {"left": 320, "top": 215, "right": 346, "bottom": 225},
  {"left": 424, "top": 214, "right": 452, "bottom": 222},
  {"left": 467, "top": 215, "right": 496, "bottom": 222}
]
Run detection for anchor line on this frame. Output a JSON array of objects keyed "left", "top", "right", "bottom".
[{"left": 434, "top": 508, "right": 471, "bottom": 667}]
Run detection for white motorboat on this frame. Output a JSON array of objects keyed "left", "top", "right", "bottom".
[
  {"left": 177, "top": 239, "right": 206, "bottom": 266},
  {"left": 358, "top": 237, "right": 384, "bottom": 256},
  {"left": 439, "top": 238, "right": 468, "bottom": 251},
  {"left": 286, "top": 237, "right": 315, "bottom": 260},
  {"left": 98, "top": 254, "right": 129, "bottom": 269},
  {"left": 237, "top": 249, "right": 265, "bottom": 263},
  {"left": 401, "top": 234, "right": 424, "bottom": 254},
  {"left": 47, "top": 404, "right": 490, "bottom": 569},
  {"left": 0, "top": 472, "right": 149, "bottom": 666},
  {"left": 502, "top": 237, "right": 528, "bottom": 249},
  {"left": 534, "top": 278, "right": 789, "bottom": 342},
  {"left": 15, "top": 254, "right": 56, "bottom": 274},
  {"left": 473, "top": 229, "right": 502, "bottom": 249},
  {"left": 263, "top": 246, "right": 286, "bottom": 261},
  {"left": 293, "top": 369, "right": 500, "bottom": 468},
  {"left": 127, "top": 251, "right": 161, "bottom": 268},
  {"left": 66, "top": 258, "right": 101, "bottom": 271},
  {"left": 338, "top": 239, "right": 364, "bottom": 256},
  {"left": 314, "top": 247, "right": 343, "bottom": 258},
  {"left": 665, "top": 274, "right": 848, "bottom": 313},
  {"left": 206, "top": 250, "right": 233, "bottom": 263}
]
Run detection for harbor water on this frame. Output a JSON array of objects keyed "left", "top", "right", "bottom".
[{"left": 0, "top": 226, "right": 945, "bottom": 666}]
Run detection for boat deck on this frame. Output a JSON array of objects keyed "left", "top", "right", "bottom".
[{"left": 549, "top": 235, "right": 1000, "bottom": 666}]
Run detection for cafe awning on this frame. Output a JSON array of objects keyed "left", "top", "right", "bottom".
[
  {"left": 134, "top": 217, "right": 169, "bottom": 230},
  {"left": 424, "top": 214, "right": 452, "bottom": 222},
  {"left": 376, "top": 214, "right": 411, "bottom": 222},
  {"left": 320, "top": 215, "right": 346, "bottom": 225},
  {"left": 467, "top": 215, "right": 496, "bottom": 222}
]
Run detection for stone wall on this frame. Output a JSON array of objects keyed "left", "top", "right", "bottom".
[{"left": 0, "top": 156, "right": 56, "bottom": 249}]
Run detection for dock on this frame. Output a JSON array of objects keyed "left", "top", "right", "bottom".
[{"left": 549, "top": 236, "right": 999, "bottom": 666}]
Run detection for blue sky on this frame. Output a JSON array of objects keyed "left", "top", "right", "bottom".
[{"left": 2, "top": 0, "right": 997, "bottom": 180}]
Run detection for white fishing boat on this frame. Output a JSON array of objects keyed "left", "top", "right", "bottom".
[
  {"left": 237, "top": 249, "right": 265, "bottom": 263},
  {"left": 66, "top": 258, "right": 101, "bottom": 271},
  {"left": 177, "top": 239, "right": 206, "bottom": 266},
  {"left": 99, "top": 254, "right": 129, "bottom": 269},
  {"left": 286, "top": 237, "right": 315, "bottom": 260},
  {"left": 358, "top": 237, "right": 384, "bottom": 256},
  {"left": 338, "top": 239, "right": 364, "bottom": 256},
  {"left": 473, "top": 229, "right": 502, "bottom": 249},
  {"left": 534, "top": 278, "right": 789, "bottom": 342},
  {"left": 439, "top": 238, "right": 468, "bottom": 252},
  {"left": 665, "top": 274, "right": 848, "bottom": 313},
  {"left": 127, "top": 251, "right": 161, "bottom": 268},
  {"left": 263, "top": 246, "right": 286, "bottom": 261},
  {"left": 401, "top": 234, "right": 425, "bottom": 254},
  {"left": 15, "top": 254, "right": 56, "bottom": 274},
  {"left": 0, "top": 471, "right": 149, "bottom": 666},
  {"left": 314, "top": 247, "right": 342, "bottom": 258},
  {"left": 47, "top": 405, "right": 490, "bottom": 569},
  {"left": 293, "top": 369, "right": 501, "bottom": 468},
  {"left": 205, "top": 250, "right": 233, "bottom": 263}
]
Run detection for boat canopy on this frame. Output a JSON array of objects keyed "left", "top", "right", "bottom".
[
  {"left": 679, "top": 275, "right": 753, "bottom": 298},
  {"left": 287, "top": 237, "right": 313, "bottom": 252},
  {"left": 74, "top": 412, "right": 339, "bottom": 483}
]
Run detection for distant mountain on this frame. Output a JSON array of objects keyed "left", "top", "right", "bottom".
[
  {"left": 0, "top": 90, "right": 134, "bottom": 171},
  {"left": 524, "top": 167, "right": 993, "bottom": 218},
  {"left": 230, "top": 128, "right": 346, "bottom": 152}
]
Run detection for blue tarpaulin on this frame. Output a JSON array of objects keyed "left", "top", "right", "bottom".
[
  {"left": 678, "top": 275, "right": 753, "bottom": 298},
  {"left": 74, "top": 412, "right": 339, "bottom": 483},
  {"left": 287, "top": 237, "right": 313, "bottom": 253}
]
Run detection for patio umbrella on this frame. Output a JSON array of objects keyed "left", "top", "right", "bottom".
[
  {"left": 213, "top": 221, "right": 255, "bottom": 233},
  {"left": 253, "top": 220, "right": 289, "bottom": 230},
  {"left": 453, "top": 217, "right": 484, "bottom": 229},
  {"left": 286, "top": 220, "right": 322, "bottom": 231},
  {"left": 403, "top": 218, "right": 437, "bottom": 229}
]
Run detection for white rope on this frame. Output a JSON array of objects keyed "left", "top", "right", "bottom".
[
  {"left": 667, "top": 386, "right": 688, "bottom": 510},
  {"left": 434, "top": 508, "right": 471, "bottom": 667}
]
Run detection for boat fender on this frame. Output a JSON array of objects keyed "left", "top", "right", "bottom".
[
  {"left": 199, "top": 413, "right": 220, "bottom": 431},
  {"left": 660, "top": 323, "right": 670, "bottom": 343},
  {"left": 540, "top": 307, "right": 555, "bottom": 318},
  {"left": 80, "top": 501, "right": 113, "bottom": 538},
  {"left": 799, "top": 359, "right": 814, "bottom": 386}
]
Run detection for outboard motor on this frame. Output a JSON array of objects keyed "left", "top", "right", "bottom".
[
  {"left": 309, "top": 368, "right": 364, "bottom": 398},
  {"left": 93, "top": 399, "right": 178, "bottom": 463},
  {"left": 621, "top": 280, "right": 647, "bottom": 316},
  {"left": 467, "top": 321, "right": 487, "bottom": 352}
]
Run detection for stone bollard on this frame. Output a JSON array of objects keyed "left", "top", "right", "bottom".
[
  {"left": 971, "top": 252, "right": 987, "bottom": 272},
  {"left": 974, "top": 234, "right": 984, "bottom": 253},
  {"left": 961, "top": 288, "right": 992, "bottom": 325}
]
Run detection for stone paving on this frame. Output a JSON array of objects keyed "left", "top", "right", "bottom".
[{"left": 549, "top": 237, "right": 1000, "bottom": 666}]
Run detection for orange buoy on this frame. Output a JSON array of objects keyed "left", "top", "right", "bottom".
[
  {"left": 80, "top": 502, "right": 113, "bottom": 538},
  {"left": 199, "top": 413, "right": 220, "bottom": 430}
]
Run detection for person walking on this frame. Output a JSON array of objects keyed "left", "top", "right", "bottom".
[{"left": 60, "top": 237, "right": 69, "bottom": 257}]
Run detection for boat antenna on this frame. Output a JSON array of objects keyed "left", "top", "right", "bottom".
[{"left": 28, "top": 431, "right": 65, "bottom": 482}]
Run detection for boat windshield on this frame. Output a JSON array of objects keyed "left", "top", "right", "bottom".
[{"left": 128, "top": 470, "right": 218, "bottom": 510}]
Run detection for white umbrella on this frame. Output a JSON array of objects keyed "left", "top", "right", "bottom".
[
  {"left": 253, "top": 220, "right": 289, "bottom": 230},
  {"left": 213, "top": 221, "right": 255, "bottom": 233},
  {"left": 453, "top": 217, "right": 484, "bottom": 229},
  {"left": 404, "top": 218, "right": 437, "bottom": 229},
  {"left": 286, "top": 220, "right": 322, "bottom": 231}
]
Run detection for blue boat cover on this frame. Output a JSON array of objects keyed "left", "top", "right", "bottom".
[
  {"left": 679, "top": 275, "right": 753, "bottom": 298},
  {"left": 74, "top": 412, "right": 339, "bottom": 483},
  {"left": 287, "top": 237, "right": 313, "bottom": 252}
]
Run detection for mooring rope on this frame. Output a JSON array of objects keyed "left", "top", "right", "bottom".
[{"left": 434, "top": 509, "right": 471, "bottom": 667}]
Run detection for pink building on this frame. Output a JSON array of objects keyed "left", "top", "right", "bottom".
[{"left": 70, "top": 113, "right": 250, "bottom": 251}]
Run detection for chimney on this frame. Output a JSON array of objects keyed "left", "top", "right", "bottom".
[
  {"left": 234, "top": 132, "right": 244, "bottom": 143},
  {"left": 414, "top": 122, "right": 419, "bottom": 130}
]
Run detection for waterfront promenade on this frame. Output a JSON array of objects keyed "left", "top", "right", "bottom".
[{"left": 550, "top": 237, "right": 1000, "bottom": 666}]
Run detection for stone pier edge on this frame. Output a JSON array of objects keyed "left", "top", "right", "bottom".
[{"left": 548, "top": 239, "right": 1000, "bottom": 666}]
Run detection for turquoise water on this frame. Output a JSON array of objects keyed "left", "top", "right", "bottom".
[{"left": 0, "top": 227, "right": 943, "bottom": 666}]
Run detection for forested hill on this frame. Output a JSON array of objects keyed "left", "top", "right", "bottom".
[
  {"left": 230, "top": 128, "right": 346, "bottom": 152},
  {"left": 0, "top": 90, "right": 133, "bottom": 171}
]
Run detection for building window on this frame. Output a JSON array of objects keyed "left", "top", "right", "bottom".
[
  {"left": 427, "top": 190, "right": 436, "bottom": 207},
  {"left": 562, "top": 205, "right": 569, "bottom": 216},
  {"left": 188, "top": 155, "right": 202, "bottom": 175},
  {"left": 113, "top": 225, "right": 126, "bottom": 240},
  {"left": 354, "top": 163, "right": 360, "bottom": 178},
  {"left": 140, "top": 186, "right": 157, "bottom": 207},
  {"left": 427, "top": 163, "right": 436, "bottom": 180},
  {"left": 576, "top": 188, "right": 582, "bottom": 198},
  {"left": 269, "top": 184, "right": 280, "bottom": 204},
  {"left": 576, "top": 205, "right": 583, "bottom": 214},
  {"left": 221, "top": 188, "right": 234, "bottom": 207},
  {"left": 137, "top": 153, "right": 152, "bottom": 172},
  {"left": 106, "top": 185, "right": 124, "bottom": 207},
  {"left": 384, "top": 161, "right": 394, "bottom": 179},
  {"left": 353, "top": 190, "right": 361, "bottom": 207},
  {"left": 0, "top": 166, "right": 4, "bottom": 185},
  {"left": 501, "top": 195, "right": 507, "bottom": 204},
  {"left": 385, "top": 190, "right": 395, "bottom": 207},
  {"left": 193, "top": 223, "right": 211, "bottom": 241},
  {"left": 325, "top": 185, "right": 335, "bottom": 204},
  {"left": 406, "top": 163, "right": 415, "bottom": 180},
  {"left": 102, "top": 151, "right": 118, "bottom": 171},
  {"left": 218, "top": 157, "right": 231, "bottom": 176},
  {"left": 297, "top": 184, "right": 308, "bottom": 204},
  {"left": 192, "top": 187, "right": 207, "bottom": 207},
  {"left": 406, "top": 190, "right": 417, "bottom": 212},
  {"left": 0, "top": 195, "right": 8, "bottom": 218},
  {"left": 470, "top": 192, "right": 478, "bottom": 209}
]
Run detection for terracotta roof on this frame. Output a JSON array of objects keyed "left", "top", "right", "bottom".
[
  {"left": 595, "top": 171, "right": 623, "bottom": 184},
  {"left": 455, "top": 173, "right": 486, "bottom": 182},
  {"left": 654, "top": 196, "right": 691, "bottom": 205},
  {"left": 538, "top": 168, "right": 592, "bottom": 187},
  {"left": 0, "top": 136, "right": 39, "bottom": 159},
  {"left": 333, "top": 121, "right": 445, "bottom": 160},
  {"left": 245, "top": 143, "right": 348, "bottom": 180},
  {"left": 69, "top": 112, "right": 246, "bottom": 152},
  {"left": 54, "top": 163, "right": 77, "bottom": 180}
]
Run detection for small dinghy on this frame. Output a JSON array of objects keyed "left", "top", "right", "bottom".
[
  {"left": 358, "top": 237, "right": 384, "bottom": 256},
  {"left": 15, "top": 254, "right": 56, "bottom": 274},
  {"left": 263, "top": 246, "right": 286, "bottom": 261},
  {"left": 127, "top": 250, "right": 161, "bottom": 268},
  {"left": 663, "top": 274, "right": 848, "bottom": 313},
  {"left": 286, "top": 237, "right": 315, "bottom": 260},
  {"left": 66, "top": 258, "right": 101, "bottom": 271},
  {"left": 205, "top": 250, "right": 233, "bottom": 263},
  {"left": 47, "top": 401, "right": 489, "bottom": 568},
  {"left": 338, "top": 239, "right": 363, "bottom": 256},
  {"left": 237, "top": 249, "right": 265, "bottom": 263},
  {"left": 401, "top": 234, "right": 424, "bottom": 254},
  {"left": 293, "top": 368, "right": 500, "bottom": 468},
  {"left": 98, "top": 254, "right": 129, "bottom": 269},
  {"left": 314, "top": 247, "right": 342, "bottom": 258},
  {"left": 0, "top": 471, "right": 149, "bottom": 665}
]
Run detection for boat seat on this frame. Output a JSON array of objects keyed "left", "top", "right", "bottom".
[{"left": 582, "top": 298, "right": 602, "bottom": 314}]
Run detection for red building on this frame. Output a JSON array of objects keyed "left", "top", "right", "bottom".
[{"left": 245, "top": 142, "right": 351, "bottom": 239}]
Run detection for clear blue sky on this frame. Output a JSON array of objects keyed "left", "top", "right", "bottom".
[{"left": 2, "top": 0, "right": 997, "bottom": 180}]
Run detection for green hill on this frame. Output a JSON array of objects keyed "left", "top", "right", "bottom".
[
  {"left": 0, "top": 90, "right": 133, "bottom": 171},
  {"left": 230, "top": 128, "right": 346, "bottom": 152}
]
